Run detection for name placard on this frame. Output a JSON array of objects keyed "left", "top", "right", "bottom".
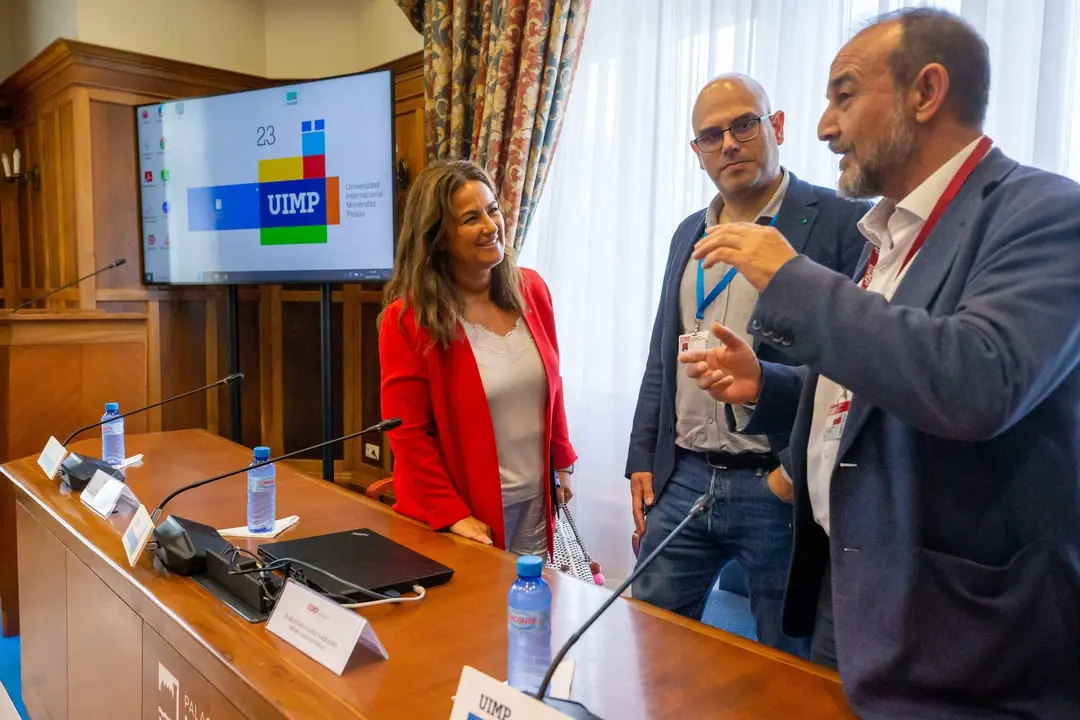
[
  {"left": 450, "top": 666, "right": 571, "bottom": 719},
  {"left": 122, "top": 504, "right": 154, "bottom": 567},
  {"left": 80, "top": 470, "right": 139, "bottom": 518},
  {"left": 37, "top": 436, "right": 67, "bottom": 480},
  {"left": 266, "top": 579, "right": 388, "bottom": 675}
]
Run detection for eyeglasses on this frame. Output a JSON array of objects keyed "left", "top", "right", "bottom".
[{"left": 693, "top": 114, "right": 773, "bottom": 153}]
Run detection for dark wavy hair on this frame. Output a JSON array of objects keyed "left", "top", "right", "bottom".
[{"left": 381, "top": 160, "right": 524, "bottom": 347}]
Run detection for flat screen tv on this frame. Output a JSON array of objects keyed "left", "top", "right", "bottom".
[{"left": 136, "top": 70, "right": 395, "bottom": 285}]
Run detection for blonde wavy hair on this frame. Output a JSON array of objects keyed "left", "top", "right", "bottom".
[{"left": 382, "top": 160, "right": 524, "bottom": 347}]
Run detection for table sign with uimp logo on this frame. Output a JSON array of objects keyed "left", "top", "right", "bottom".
[
  {"left": 37, "top": 436, "right": 67, "bottom": 480},
  {"left": 450, "top": 666, "right": 572, "bottom": 720},
  {"left": 266, "top": 579, "right": 389, "bottom": 675}
]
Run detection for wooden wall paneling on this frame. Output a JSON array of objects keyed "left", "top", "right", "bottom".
[
  {"left": 89, "top": 98, "right": 141, "bottom": 291},
  {"left": 259, "top": 286, "right": 284, "bottom": 454},
  {"left": 66, "top": 550, "right": 142, "bottom": 719},
  {"left": 280, "top": 295, "right": 343, "bottom": 460},
  {"left": 205, "top": 298, "right": 219, "bottom": 435},
  {"left": 16, "top": 502, "right": 68, "bottom": 720},
  {"left": 359, "top": 301, "right": 387, "bottom": 477},
  {"left": 0, "top": 125, "right": 19, "bottom": 308},
  {"left": 236, "top": 297, "right": 263, "bottom": 448},
  {"left": 72, "top": 87, "right": 95, "bottom": 309},
  {"left": 342, "top": 284, "right": 362, "bottom": 472},
  {"left": 159, "top": 300, "right": 208, "bottom": 431},
  {"left": 147, "top": 300, "right": 162, "bottom": 432}
]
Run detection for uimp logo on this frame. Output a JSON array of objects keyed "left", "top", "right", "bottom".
[
  {"left": 157, "top": 662, "right": 180, "bottom": 720},
  {"left": 185, "top": 119, "right": 340, "bottom": 246},
  {"left": 307, "top": 603, "right": 320, "bottom": 614}
]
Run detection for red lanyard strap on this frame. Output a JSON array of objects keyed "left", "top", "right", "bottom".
[{"left": 860, "top": 136, "right": 993, "bottom": 289}]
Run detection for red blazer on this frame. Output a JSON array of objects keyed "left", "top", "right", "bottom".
[{"left": 379, "top": 268, "right": 577, "bottom": 552}]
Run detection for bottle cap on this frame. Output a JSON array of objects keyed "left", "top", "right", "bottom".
[
  {"left": 104, "top": 402, "right": 119, "bottom": 413},
  {"left": 254, "top": 446, "right": 271, "bottom": 460},
  {"left": 516, "top": 555, "right": 543, "bottom": 578}
]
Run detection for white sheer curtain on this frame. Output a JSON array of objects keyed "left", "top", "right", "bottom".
[{"left": 520, "top": 0, "right": 1080, "bottom": 585}]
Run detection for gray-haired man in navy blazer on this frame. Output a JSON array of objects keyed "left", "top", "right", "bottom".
[
  {"left": 685, "top": 8, "right": 1080, "bottom": 718},
  {"left": 624, "top": 73, "right": 869, "bottom": 655}
]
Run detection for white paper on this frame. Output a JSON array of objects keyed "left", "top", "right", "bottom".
[
  {"left": 80, "top": 470, "right": 139, "bottom": 518},
  {"left": 266, "top": 579, "right": 389, "bottom": 675},
  {"left": 121, "top": 505, "right": 154, "bottom": 566},
  {"left": 548, "top": 660, "right": 575, "bottom": 701},
  {"left": 113, "top": 454, "right": 144, "bottom": 470},
  {"left": 37, "top": 436, "right": 68, "bottom": 480},
  {"left": 218, "top": 515, "right": 299, "bottom": 539},
  {"left": 450, "top": 666, "right": 571, "bottom": 719}
]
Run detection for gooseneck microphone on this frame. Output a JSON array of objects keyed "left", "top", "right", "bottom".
[
  {"left": 150, "top": 418, "right": 402, "bottom": 576},
  {"left": 534, "top": 491, "right": 716, "bottom": 719},
  {"left": 63, "top": 373, "right": 244, "bottom": 446},
  {"left": 13, "top": 258, "right": 126, "bottom": 312},
  {"left": 57, "top": 373, "right": 245, "bottom": 492}
]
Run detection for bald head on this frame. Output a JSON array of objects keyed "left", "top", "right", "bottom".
[
  {"left": 690, "top": 73, "right": 783, "bottom": 200},
  {"left": 692, "top": 74, "right": 771, "bottom": 131}
]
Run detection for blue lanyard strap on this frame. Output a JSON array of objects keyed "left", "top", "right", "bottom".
[{"left": 695, "top": 214, "right": 778, "bottom": 322}]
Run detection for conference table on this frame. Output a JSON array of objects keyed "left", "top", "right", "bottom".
[{"left": 3, "top": 429, "right": 855, "bottom": 719}]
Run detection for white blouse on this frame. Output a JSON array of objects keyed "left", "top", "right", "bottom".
[{"left": 463, "top": 317, "right": 547, "bottom": 506}]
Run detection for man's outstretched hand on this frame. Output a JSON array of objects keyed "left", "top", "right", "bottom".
[{"left": 679, "top": 323, "right": 764, "bottom": 405}]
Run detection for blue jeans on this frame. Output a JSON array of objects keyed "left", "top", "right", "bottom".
[{"left": 632, "top": 453, "right": 810, "bottom": 658}]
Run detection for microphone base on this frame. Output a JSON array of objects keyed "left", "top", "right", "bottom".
[
  {"left": 152, "top": 515, "right": 232, "bottom": 576},
  {"left": 59, "top": 453, "right": 124, "bottom": 492},
  {"left": 541, "top": 697, "right": 602, "bottom": 719}
]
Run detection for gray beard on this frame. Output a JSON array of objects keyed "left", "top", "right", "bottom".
[{"left": 838, "top": 105, "right": 916, "bottom": 199}]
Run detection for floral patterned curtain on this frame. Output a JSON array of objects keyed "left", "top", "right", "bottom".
[{"left": 393, "top": 0, "right": 592, "bottom": 250}]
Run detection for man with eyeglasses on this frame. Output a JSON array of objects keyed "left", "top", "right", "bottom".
[{"left": 625, "top": 73, "right": 868, "bottom": 655}]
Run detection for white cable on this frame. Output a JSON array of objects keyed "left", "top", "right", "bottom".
[{"left": 341, "top": 584, "right": 426, "bottom": 609}]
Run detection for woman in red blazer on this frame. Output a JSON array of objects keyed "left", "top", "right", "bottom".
[{"left": 379, "top": 160, "right": 577, "bottom": 554}]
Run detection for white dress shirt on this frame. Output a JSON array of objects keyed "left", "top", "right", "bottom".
[{"left": 805, "top": 136, "right": 989, "bottom": 535}]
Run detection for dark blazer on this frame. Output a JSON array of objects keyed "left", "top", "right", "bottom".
[
  {"left": 625, "top": 172, "right": 869, "bottom": 501},
  {"left": 742, "top": 149, "right": 1080, "bottom": 718}
]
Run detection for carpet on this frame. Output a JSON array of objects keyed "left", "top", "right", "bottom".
[{"left": 0, "top": 634, "right": 26, "bottom": 720}]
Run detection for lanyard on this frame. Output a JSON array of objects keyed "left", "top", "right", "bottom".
[
  {"left": 860, "top": 136, "right": 993, "bottom": 290},
  {"left": 696, "top": 213, "right": 778, "bottom": 329}
]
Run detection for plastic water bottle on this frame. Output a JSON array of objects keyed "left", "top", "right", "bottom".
[
  {"left": 101, "top": 402, "right": 125, "bottom": 469},
  {"left": 246, "top": 446, "right": 276, "bottom": 533},
  {"left": 507, "top": 555, "right": 552, "bottom": 694}
]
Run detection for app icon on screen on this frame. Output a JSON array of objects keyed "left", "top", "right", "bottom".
[
  {"left": 159, "top": 137, "right": 167, "bottom": 150},
  {"left": 162, "top": 201, "right": 170, "bottom": 214},
  {"left": 148, "top": 234, "right": 156, "bottom": 246},
  {"left": 141, "top": 109, "right": 149, "bottom": 120},
  {"left": 160, "top": 169, "right": 170, "bottom": 183},
  {"left": 176, "top": 103, "right": 184, "bottom": 116},
  {"left": 144, "top": 171, "right": 153, "bottom": 183},
  {"left": 285, "top": 90, "right": 299, "bottom": 106}
]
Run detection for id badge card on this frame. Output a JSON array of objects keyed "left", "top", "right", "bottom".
[
  {"left": 678, "top": 331, "right": 709, "bottom": 354},
  {"left": 824, "top": 398, "right": 850, "bottom": 441}
]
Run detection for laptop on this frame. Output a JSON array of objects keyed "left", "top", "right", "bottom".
[{"left": 256, "top": 528, "right": 454, "bottom": 599}]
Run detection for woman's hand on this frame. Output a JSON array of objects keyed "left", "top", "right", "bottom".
[
  {"left": 448, "top": 516, "right": 493, "bottom": 545},
  {"left": 556, "top": 471, "right": 573, "bottom": 505}
]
